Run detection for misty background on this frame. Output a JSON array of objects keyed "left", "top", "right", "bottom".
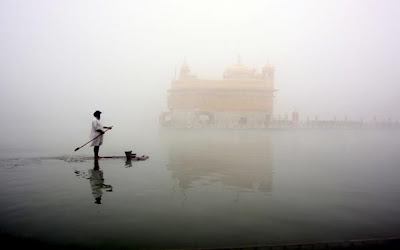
[{"left": 1, "top": 0, "right": 399, "bottom": 157}]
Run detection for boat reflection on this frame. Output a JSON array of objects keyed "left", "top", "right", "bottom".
[{"left": 160, "top": 129, "right": 274, "bottom": 195}]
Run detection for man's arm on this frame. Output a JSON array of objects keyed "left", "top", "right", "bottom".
[{"left": 98, "top": 126, "right": 112, "bottom": 134}]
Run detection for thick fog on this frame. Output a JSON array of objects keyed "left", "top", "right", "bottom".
[{"left": 1, "top": 0, "right": 399, "bottom": 156}]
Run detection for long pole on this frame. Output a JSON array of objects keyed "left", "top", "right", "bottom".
[{"left": 74, "top": 128, "right": 111, "bottom": 152}]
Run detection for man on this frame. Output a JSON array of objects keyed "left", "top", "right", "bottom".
[{"left": 90, "top": 110, "right": 112, "bottom": 159}]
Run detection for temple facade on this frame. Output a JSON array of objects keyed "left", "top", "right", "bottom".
[{"left": 160, "top": 57, "right": 276, "bottom": 128}]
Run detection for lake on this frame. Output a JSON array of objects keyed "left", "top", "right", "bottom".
[{"left": 1, "top": 129, "right": 400, "bottom": 249}]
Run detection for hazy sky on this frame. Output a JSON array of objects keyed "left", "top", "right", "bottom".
[{"left": 1, "top": 0, "right": 400, "bottom": 153}]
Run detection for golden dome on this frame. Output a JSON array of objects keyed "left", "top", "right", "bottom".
[
  {"left": 181, "top": 61, "right": 190, "bottom": 71},
  {"left": 180, "top": 61, "right": 190, "bottom": 77},
  {"left": 223, "top": 57, "right": 256, "bottom": 79},
  {"left": 262, "top": 64, "right": 274, "bottom": 72}
]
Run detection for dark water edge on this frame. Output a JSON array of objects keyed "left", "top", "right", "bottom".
[
  {"left": 0, "top": 233, "right": 154, "bottom": 249},
  {"left": 1, "top": 233, "right": 400, "bottom": 249}
]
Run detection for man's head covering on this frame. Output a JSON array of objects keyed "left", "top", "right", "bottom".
[{"left": 93, "top": 110, "right": 102, "bottom": 116}]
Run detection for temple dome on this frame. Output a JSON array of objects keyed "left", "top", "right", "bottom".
[
  {"left": 223, "top": 65, "right": 256, "bottom": 79},
  {"left": 223, "top": 57, "right": 256, "bottom": 79},
  {"left": 262, "top": 64, "right": 274, "bottom": 79},
  {"left": 262, "top": 64, "right": 274, "bottom": 71},
  {"left": 223, "top": 55, "right": 256, "bottom": 79},
  {"left": 179, "top": 61, "right": 191, "bottom": 78}
]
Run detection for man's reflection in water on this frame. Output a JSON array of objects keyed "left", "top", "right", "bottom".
[{"left": 89, "top": 159, "right": 113, "bottom": 204}]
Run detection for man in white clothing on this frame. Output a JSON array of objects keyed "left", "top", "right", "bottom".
[{"left": 90, "top": 110, "right": 112, "bottom": 159}]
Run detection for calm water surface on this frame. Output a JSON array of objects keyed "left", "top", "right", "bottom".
[{"left": 1, "top": 129, "right": 400, "bottom": 248}]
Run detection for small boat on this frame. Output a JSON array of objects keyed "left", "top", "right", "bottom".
[
  {"left": 99, "top": 154, "right": 149, "bottom": 161},
  {"left": 60, "top": 152, "right": 150, "bottom": 162}
]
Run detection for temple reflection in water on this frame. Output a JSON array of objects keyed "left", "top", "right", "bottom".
[{"left": 160, "top": 129, "right": 274, "bottom": 195}]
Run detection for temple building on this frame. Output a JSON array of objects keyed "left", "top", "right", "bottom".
[{"left": 160, "top": 57, "right": 276, "bottom": 128}]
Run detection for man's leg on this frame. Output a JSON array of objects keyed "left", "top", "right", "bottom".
[{"left": 94, "top": 146, "right": 99, "bottom": 159}]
